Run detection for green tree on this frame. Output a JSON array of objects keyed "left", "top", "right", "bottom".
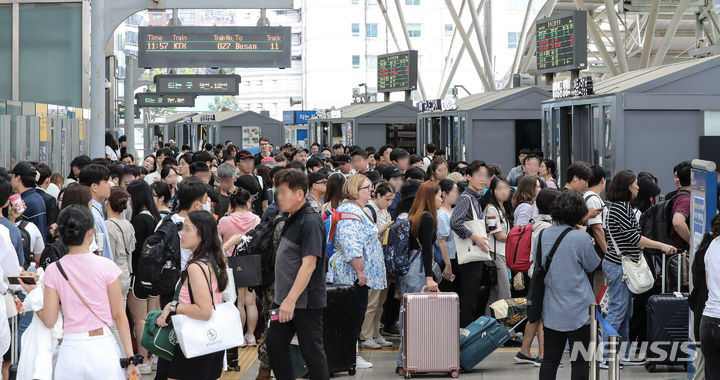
[{"left": 209, "top": 96, "right": 242, "bottom": 112}]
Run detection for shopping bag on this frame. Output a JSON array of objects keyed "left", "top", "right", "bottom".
[{"left": 171, "top": 302, "right": 244, "bottom": 358}]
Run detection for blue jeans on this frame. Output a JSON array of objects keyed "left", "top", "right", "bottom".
[
  {"left": 396, "top": 251, "right": 426, "bottom": 368},
  {"left": 602, "top": 260, "right": 632, "bottom": 357}
]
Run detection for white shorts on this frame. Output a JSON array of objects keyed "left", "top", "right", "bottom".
[{"left": 53, "top": 326, "right": 125, "bottom": 380}]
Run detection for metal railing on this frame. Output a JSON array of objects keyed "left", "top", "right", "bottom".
[{"left": 589, "top": 304, "right": 621, "bottom": 380}]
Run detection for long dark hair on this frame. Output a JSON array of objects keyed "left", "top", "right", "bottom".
[
  {"left": 184, "top": 210, "right": 228, "bottom": 293},
  {"left": 127, "top": 180, "right": 161, "bottom": 222},
  {"left": 105, "top": 132, "right": 118, "bottom": 151},
  {"left": 485, "top": 176, "right": 514, "bottom": 226}
]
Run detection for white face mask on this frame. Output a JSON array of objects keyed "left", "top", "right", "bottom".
[{"left": 202, "top": 200, "right": 212, "bottom": 212}]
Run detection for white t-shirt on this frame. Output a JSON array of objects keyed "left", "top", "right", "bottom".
[
  {"left": 484, "top": 204, "right": 510, "bottom": 257},
  {"left": 422, "top": 155, "right": 434, "bottom": 171},
  {"left": 155, "top": 214, "right": 192, "bottom": 270},
  {"left": 105, "top": 146, "right": 119, "bottom": 161},
  {"left": 704, "top": 237, "right": 720, "bottom": 318},
  {"left": 16, "top": 220, "right": 45, "bottom": 256},
  {"left": 0, "top": 225, "right": 20, "bottom": 292},
  {"left": 584, "top": 190, "right": 606, "bottom": 227},
  {"left": 45, "top": 183, "right": 60, "bottom": 199}
]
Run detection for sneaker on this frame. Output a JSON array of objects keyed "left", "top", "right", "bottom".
[
  {"left": 137, "top": 363, "right": 152, "bottom": 375},
  {"left": 245, "top": 333, "right": 257, "bottom": 347},
  {"left": 356, "top": 355, "right": 373, "bottom": 369},
  {"left": 533, "top": 357, "right": 563, "bottom": 368},
  {"left": 360, "top": 339, "right": 382, "bottom": 349},
  {"left": 150, "top": 355, "right": 158, "bottom": 371},
  {"left": 599, "top": 361, "right": 624, "bottom": 370},
  {"left": 620, "top": 359, "right": 645, "bottom": 366},
  {"left": 374, "top": 336, "right": 394, "bottom": 347},
  {"left": 382, "top": 324, "right": 401, "bottom": 337},
  {"left": 514, "top": 352, "right": 537, "bottom": 365}
]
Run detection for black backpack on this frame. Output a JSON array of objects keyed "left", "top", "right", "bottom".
[
  {"left": 39, "top": 240, "right": 68, "bottom": 269},
  {"left": 17, "top": 220, "right": 32, "bottom": 268},
  {"left": 639, "top": 189, "right": 689, "bottom": 256},
  {"left": 237, "top": 214, "right": 286, "bottom": 291},
  {"left": 137, "top": 215, "right": 183, "bottom": 296}
]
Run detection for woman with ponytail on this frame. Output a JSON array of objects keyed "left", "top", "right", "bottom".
[{"left": 156, "top": 210, "right": 229, "bottom": 380}]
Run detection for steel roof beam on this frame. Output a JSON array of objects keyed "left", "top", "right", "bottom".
[
  {"left": 651, "top": 0, "right": 690, "bottom": 66},
  {"left": 444, "top": 0, "right": 493, "bottom": 91}
]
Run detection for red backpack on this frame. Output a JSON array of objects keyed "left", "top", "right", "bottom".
[{"left": 506, "top": 224, "right": 533, "bottom": 272}]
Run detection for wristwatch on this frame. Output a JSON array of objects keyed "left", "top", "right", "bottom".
[{"left": 169, "top": 301, "right": 178, "bottom": 314}]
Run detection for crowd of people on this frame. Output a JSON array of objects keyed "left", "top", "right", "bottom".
[{"left": 0, "top": 133, "right": 714, "bottom": 380}]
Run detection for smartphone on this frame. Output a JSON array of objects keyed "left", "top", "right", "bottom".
[
  {"left": 8, "top": 276, "right": 36, "bottom": 285},
  {"left": 449, "top": 274, "right": 456, "bottom": 282},
  {"left": 269, "top": 308, "right": 279, "bottom": 321}
]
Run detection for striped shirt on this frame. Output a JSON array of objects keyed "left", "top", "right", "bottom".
[{"left": 604, "top": 201, "right": 642, "bottom": 265}]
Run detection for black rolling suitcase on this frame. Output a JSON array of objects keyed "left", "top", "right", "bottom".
[
  {"left": 324, "top": 284, "right": 357, "bottom": 375},
  {"left": 645, "top": 253, "right": 689, "bottom": 372}
]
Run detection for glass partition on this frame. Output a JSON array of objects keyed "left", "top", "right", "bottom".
[{"left": 0, "top": 6, "right": 11, "bottom": 100}]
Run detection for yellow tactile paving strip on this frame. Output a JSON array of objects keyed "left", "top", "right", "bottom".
[{"left": 221, "top": 346, "right": 259, "bottom": 379}]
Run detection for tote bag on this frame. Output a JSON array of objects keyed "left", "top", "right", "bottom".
[
  {"left": 605, "top": 211, "right": 654, "bottom": 294},
  {"left": 171, "top": 262, "right": 244, "bottom": 358},
  {"left": 453, "top": 194, "right": 491, "bottom": 264},
  {"left": 228, "top": 244, "right": 262, "bottom": 288}
]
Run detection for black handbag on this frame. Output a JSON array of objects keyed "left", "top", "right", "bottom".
[
  {"left": 228, "top": 245, "right": 262, "bottom": 288},
  {"left": 480, "top": 237, "right": 499, "bottom": 287},
  {"left": 527, "top": 228, "right": 572, "bottom": 323}
]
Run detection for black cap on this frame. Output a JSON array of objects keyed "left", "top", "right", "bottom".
[
  {"left": 236, "top": 150, "right": 254, "bottom": 161},
  {"left": 283, "top": 143, "right": 293, "bottom": 149},
  {"left": 334, "top": 154, "right": 351, "bottom": 164},
  {"left": 11, "top": 161, "right": 38, "bottom": 181},
  {"left": 308, "top": 172, "right": 329, "bottom": 186},
  {"left": 383, "top": 167, "right": 403, "bottom": 181}
]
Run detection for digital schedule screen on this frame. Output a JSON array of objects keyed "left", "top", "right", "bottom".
[
  {"left": 154, "top": 74, "right": 242, "bottom": 95},
  {"left": 377, "top": 50, "right": 418, "bottom": 93},
  {"left": 138, "top": 26, "right": 292, "bottom": 68},
  {"left": 135, "top": 93, "right": 196, "bottom": 108},
  {"left": 536, "top": 11, "right": 587, "bottom": 74}
]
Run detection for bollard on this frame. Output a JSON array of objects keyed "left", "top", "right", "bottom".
[
  {"left": 608, "top": 335, "right": 621, "bottom": 380},
  {"left": 589, "top": 305, "right": 599, "bottom": 380}
]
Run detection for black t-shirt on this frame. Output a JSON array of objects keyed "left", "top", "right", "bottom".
[
  {"left": 215, "top": 190, "right": 230, "bottom": 219},
  {"left": 274, "top": 202, "right": 327, "bottom": 309},
  {"left": 410, "top": 211, "right": 437, "bottom": 277}
]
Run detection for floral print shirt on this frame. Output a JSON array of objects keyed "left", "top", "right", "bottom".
[{"left": 326, "top": 200, "right": 387, "bottom": 290}]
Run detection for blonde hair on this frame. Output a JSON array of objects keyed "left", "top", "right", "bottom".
[{"left": 342, "top": 174, "right": 368, "bottom": 201}]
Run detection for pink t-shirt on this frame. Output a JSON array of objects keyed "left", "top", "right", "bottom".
[
  {"left": 177, "top": 263, "right": 224, "bottom": 305},
  {"left": 217, "top": 211, "right": 261, "bottom": 256},
  {"left": 44, "top": 253, "right": 122, "bottom": 334}
]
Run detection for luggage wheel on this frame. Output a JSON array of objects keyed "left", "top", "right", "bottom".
[
  {"left": 228, "top": 365, "right": 241, "bottom": 372},
  {"left": 450, "top": 370, "right": 459, "bottom": 378},
  {"left": 645, "top": 362, "right": 657, "bottom": 372},
  {"left": 348, "top": 366, "right": 357, "bottom": 376}
]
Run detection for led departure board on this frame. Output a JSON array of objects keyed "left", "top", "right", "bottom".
[
  {"left": 377, "top": 50, "right": 418, "bottom": 93},
  {"left": 536, "top": 11, "right": 587, "bottom": 74},
  {"left": 138, "top": 26, "right": 292, "bottom": 68},
  {"left": 135, "top": 93, "right": 196, "bottom": 108},
  {"left": 154, "top": 74, "right": 242, "bottom": 95}
]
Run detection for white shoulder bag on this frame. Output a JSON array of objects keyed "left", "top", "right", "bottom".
[
  {"left": 453, "top": 194, "right": 491, "bottom": 265},
  {"left": 605, "top": 208, "right": 654, "bottom": 294},
  {"left": 172, "top": 262, "right": 244, "bottom": 358}
]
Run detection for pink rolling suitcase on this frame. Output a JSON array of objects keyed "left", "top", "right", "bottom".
[{"left": 400, "top": 289, "right": 460, "bottom": 379}]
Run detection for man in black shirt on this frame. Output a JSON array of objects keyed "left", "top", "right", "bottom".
[
  {"left": 266, "top": 169, "right": 329, "bottom": 380},
  {"left": 236, "top": 150, "right": 268, "bottom": 215}
]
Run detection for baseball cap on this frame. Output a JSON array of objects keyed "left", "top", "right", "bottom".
[
  {"left": 308, "top": 172, "right": 329, "bottom": 186},
  {"left": 334, "top": 154, "right": 351, "bottom": 164},
  {"left": 11, "top": 161, "right": 38, "bottom": 182},
  {"left": 168, "top": 139, "right": 175, "bottom": 144},
  {"left": 283, "top": 143, "right": 293, "bottom": 149},
  {"left": 236, "top": 150, "right": 255, "bottom": 161}
]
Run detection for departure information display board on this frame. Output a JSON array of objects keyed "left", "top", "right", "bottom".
[
  {"left": 377, "top": 50, "right": 418, "bottom": 93},
  {"left": 154, "top": 74, "right": 242, "bottom": 95},
  {"left": 138, "top": 26, "right": 291, "bottom": 68},
  {"left": 135, "top": 93, "right": 196, "bottom": 108},
  {"left": 536, "top": 11, "right": 587, "bottom": 74}
]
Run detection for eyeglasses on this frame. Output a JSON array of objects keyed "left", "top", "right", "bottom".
[
  {"left": 316, "top": 180, "right": 328, "bottom": 185},
  {"left": 359, "top": 185, "right": 373, "bottom": 192}
]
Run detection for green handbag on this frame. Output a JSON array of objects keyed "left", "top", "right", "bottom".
[{"left": 140, "top": 282, "right": 183, "bottom": 361}]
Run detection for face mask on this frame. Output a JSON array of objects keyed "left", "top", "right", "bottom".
[
  {"left": 202, "top": 200, "right": 212, "bottom": 212},
  {"left": 108, "top": 180, "right": 116, "bottom": 188}
]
